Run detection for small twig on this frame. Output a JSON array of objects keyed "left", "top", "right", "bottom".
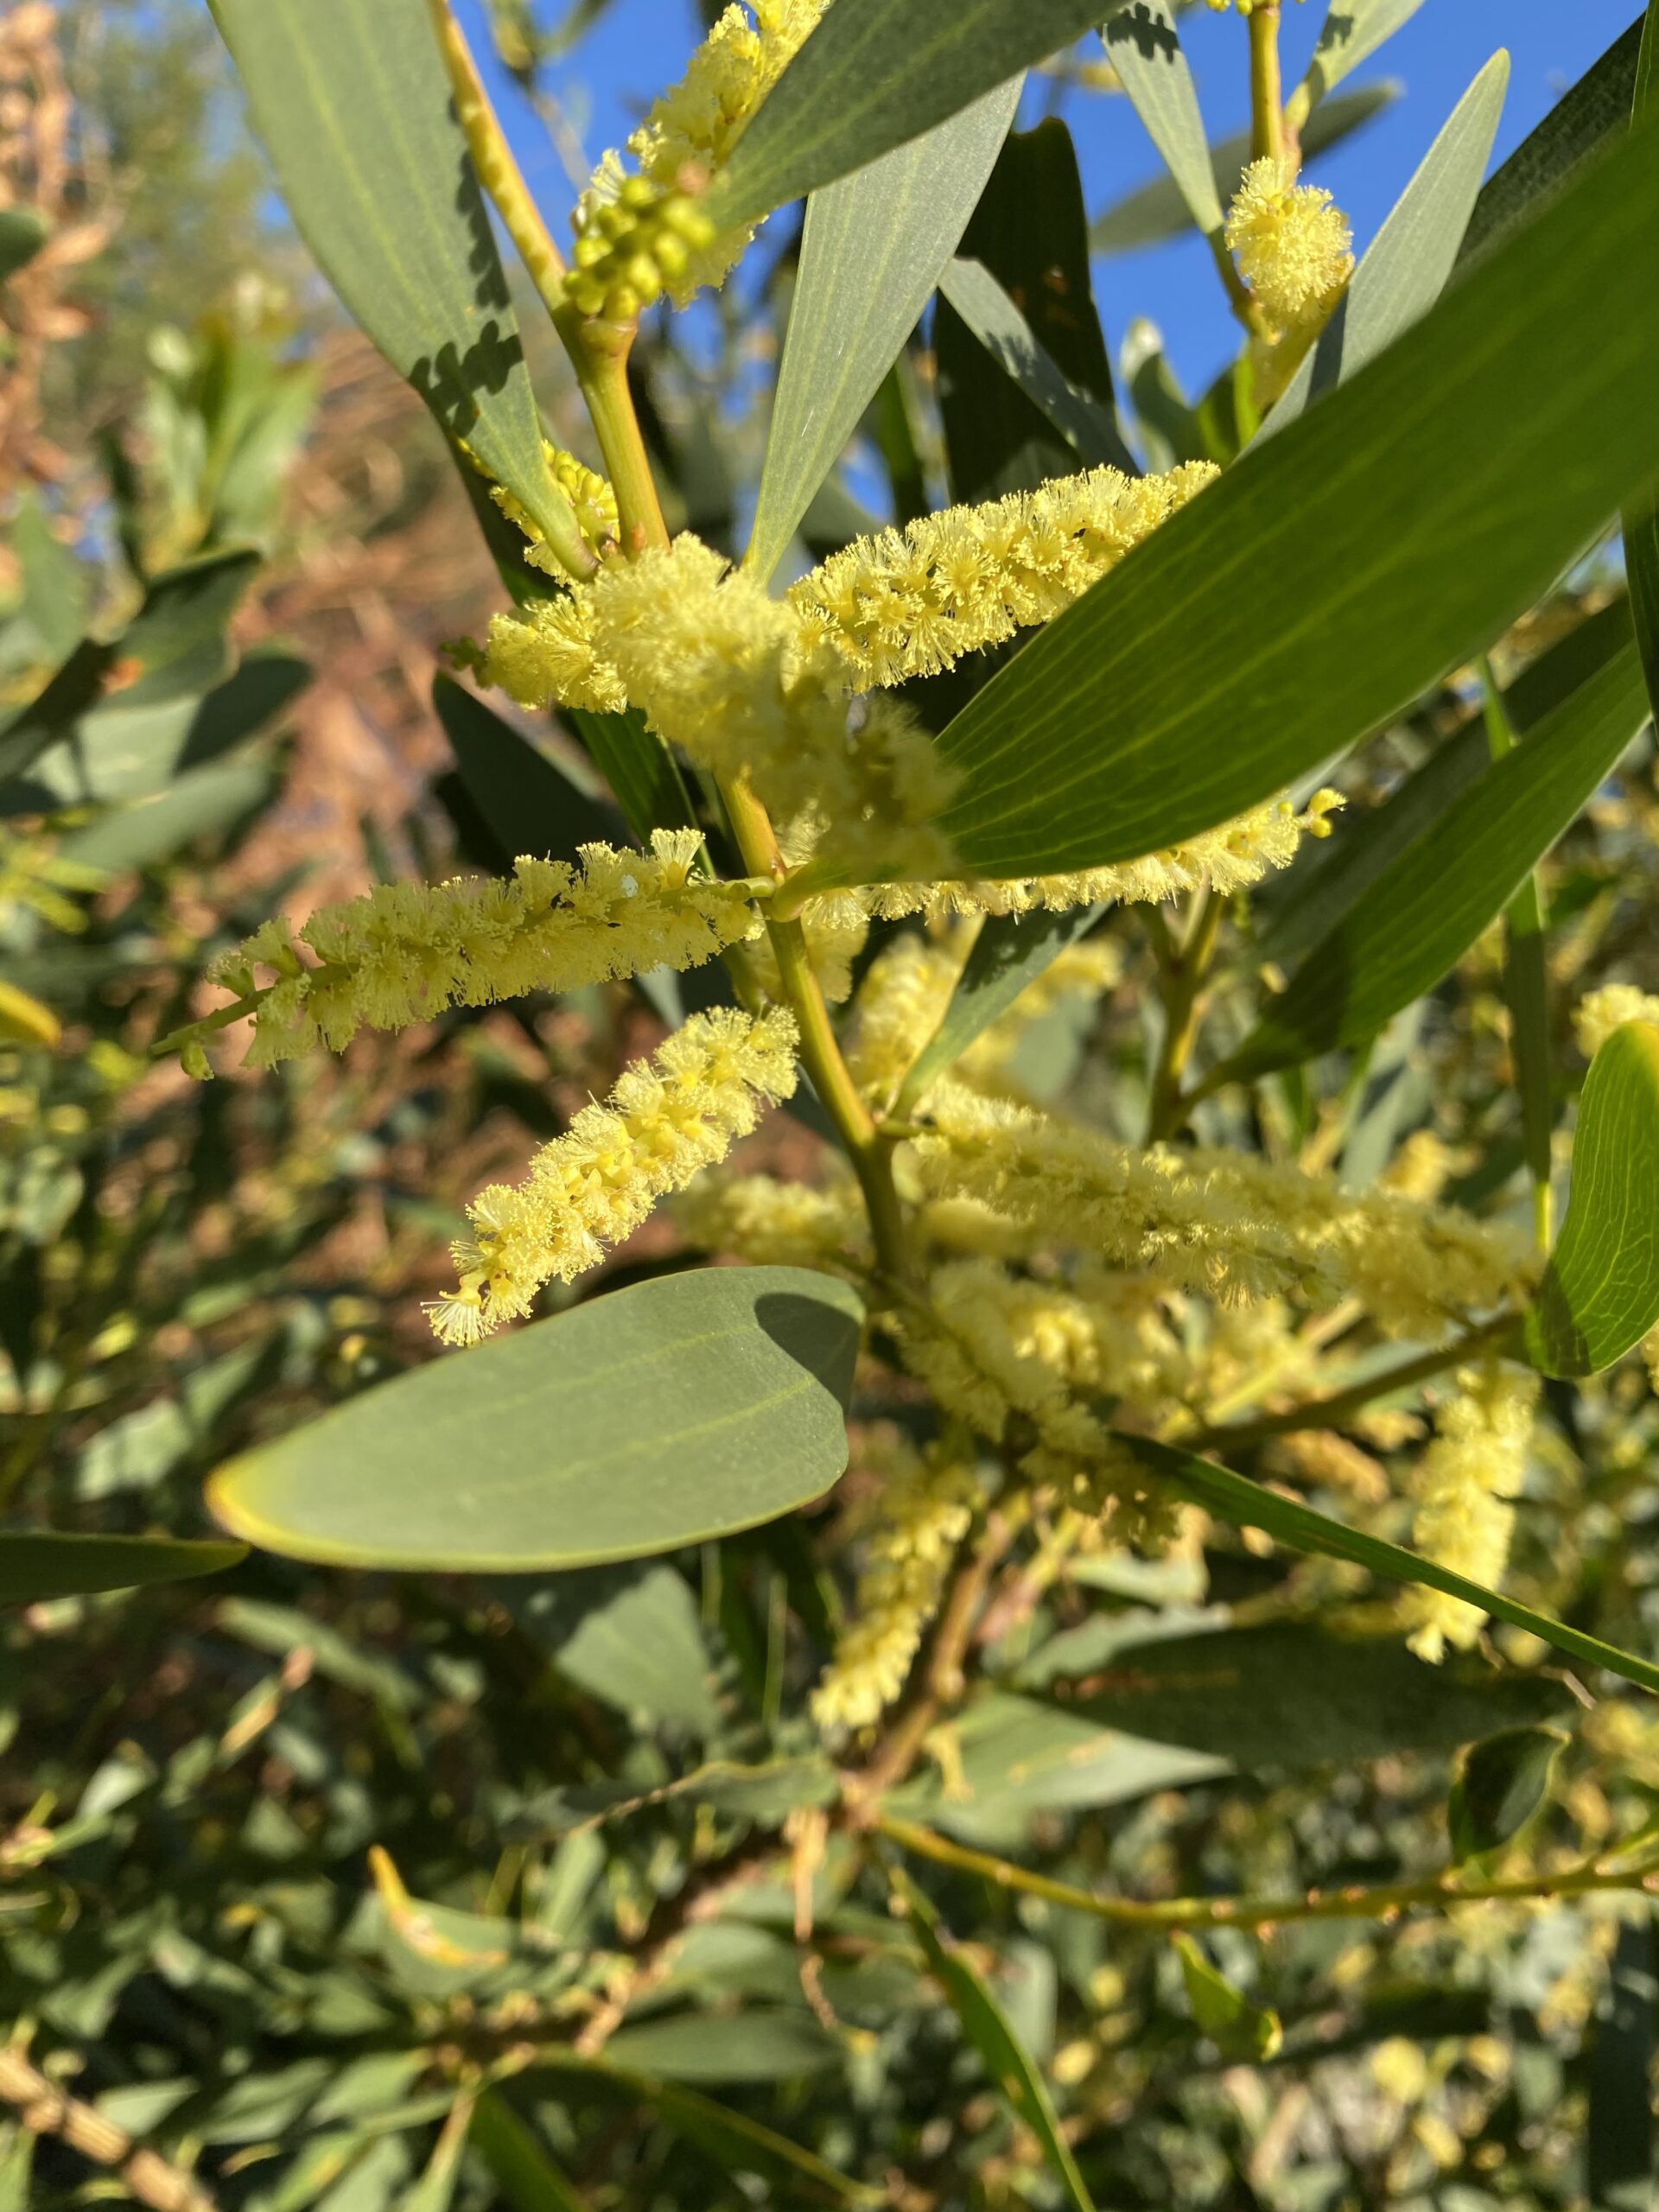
[{"left": 0, "top": 2044, "right": 217, "bottom": 2212}]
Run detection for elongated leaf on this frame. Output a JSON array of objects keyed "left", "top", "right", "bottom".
[
  {"left": 937, "top": 119, "right": 1122, "bottom": 505},
  {"left": 562, "top": 704, "right": 697, "bottom": 843},
  {"left": 1212, "top": 644, "right": 1647, "bottom": 1087},
  {"left": 1263, "top": 52, "right": 1509, "bottom": 435},
  {"left": 931, "top": 123, "right": 1659, "bottom": 881},
  {"left": 1459, "top": 18, "right": 1643, "bottom": 269},
  {"left": 709, "top": 0, "right": 1131, "bottom": 227},
  {"left": 1621, "top": 8, "right": 1659, "bottom": 734},
  {"left": 58, "top": 758, "right": 278, "bottom": 874},
  {"left": 1291, "top": 0, "right": 1428, "bottom": 118},
  {"left": 1039, "top": 1623, "right": 1567, "bottom": 1769},
  {"left": 434, "top": 676, "right": 624, "bottom": 864},
  {"left": 1103, "top": 0, "right": 1223, "bottom": 238},
  {"left": 0, "top": 1532, "right": 245, "bottom": 1604},
  {"left": 897, "top": 1874, "right": 1096, "bottom": 2212},
  {"left": 1130, "top": 1436, "right": 1659, "bottom": 1697},
  {"left": 207, "top": 0, "right": 582, "bottom": 562},
  {"left": 937, "top": 261, "right": 1128, "bottom": 472},
  {"left": 0, "top": 205, "right": 48, "bottom": 283},
  {"left": 209, "top": 1267, "right": 862, "bottom": 1572},
  {"left": 897, "top": 905, "right": 1102, "bottom": 1111},
  {"left": 1447, "top": 1724, "right": 1564, "bottom": 1865},
  {"left": 1525, "top": 1022, "right": 1659, "bottom": 1377},
  {"left": 1090, "top": 82, "right": 1396, "bottom": 253},
  {"left": 603, "top": 2011, "right": 839, "bottom": 2083},
  {"left": 1256, "top": 597, "right": 1634, "bottom": 969},
  {"left": 1589, "top": 1918, "right": 1658, "bottom": 2212},
  {"left": 1176, "top": 1936, "right": 1282, "bottom": 2060},
  {"left": 469, "top": 2094, "right": 588, "bottom": 2212},
  {"left": 746, "top": 78, "right": 1019, "bottom": 582},
  {"left": 13, "top": 492, "right": 88, "bottom": 661}
]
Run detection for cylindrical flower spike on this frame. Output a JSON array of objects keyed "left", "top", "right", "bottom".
[{"left": 427, "top": 1006, "right": 800, "bottom": 1343}]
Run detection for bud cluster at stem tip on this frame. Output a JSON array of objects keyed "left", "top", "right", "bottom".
[{"left": 563, "top": 173, "right": 716, "bottom": 322}]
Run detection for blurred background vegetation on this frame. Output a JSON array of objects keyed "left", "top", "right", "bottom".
[{"left": 2, "top": 3, "right": 1659, "bottom": 2207}]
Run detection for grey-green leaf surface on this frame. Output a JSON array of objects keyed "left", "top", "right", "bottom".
[
  {"left": 1255, "top": 595, "right": 1635, "bottom": 971},
  {"left": 0, "top": 1532, "right": 245, "bottom": 1604},
  {"left": 931, "top": 120, "right": 1659, "bottom": 881},
  {"left": 1130, "top": 1436, "right": 1659, "bottom": 1697},
  {"left": 936, "top": 260, "right": 1130, "bottom": 471},
  {"left": 1292, "top": 0, "right": 1428, "bottom": 118},
  {"left": 1458, "top": 18, "right": 1643, "bottom": 270},
  {"left": 746, "top": 77, "right": 1020, "bottom": 583},
  {"left": 897, "top": 905, "right": 1103, "bottom": 1112},
  {"left": 709, "top": 0, "right": 1130, "bottom": 227},
  {"left": 554, "top": 2065, "right": 881, "bottom": 2202},
  {"left": 1524, "top": 1021, "right": 1659, "bottom": 1378},
  {"left": 1262, "top": 51, "right": 1509, "bottom": 437},
  {"left": 603, "top": 2010, "right": 839, "bottom": 2082},
  {"left": 1090, "top": 82, "right": 1396, "bottom": 253},
  {"left": 208, "top": 1267, "right": 863, "bottom": 1571},
  {"left": 1621, "top": 5, "right": 1659, "bottom": 732},
  {"left": 1175, "top": 1936, "right": 1282, "bottom": 2060},
  {"left": 1211, "top": 644, "right": 1648, "bottom": 1088},
  {"left": 1103, "top": 1, "right": 1222, "bottom": 237},
  {"left": 1447, "top": 1724, "right": 1564, "bottom": 1865},
  {"left": 58, "top": 758, "right": 278, "bottom": 874},
  {"left": 207, "top": 0, "right": 580, "bottom": 557},
  {"left": 898, "top": 1874, "right": 1096, "bottom": 2212}
]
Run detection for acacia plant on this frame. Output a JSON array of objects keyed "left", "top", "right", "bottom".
[{"left": 28, "top": 0, "right": 1659, "bottom": 2196}]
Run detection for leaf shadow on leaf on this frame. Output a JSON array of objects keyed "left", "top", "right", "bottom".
[
  {"left": 410, "top": 321, "right": 527, "bottom": 443},
  {"left": 450, "top": 127, "right": 512, "bottom": 314},
  {"left": 1105, "top": 3, "right": 1178, "bottom": 62},
  {"left": 755, "top": 1289, "right": 863, "bottom": 1408}
]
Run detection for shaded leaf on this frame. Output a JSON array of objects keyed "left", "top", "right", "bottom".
[
  {"left": 207, "top": 0, "right": 583, "bottom": 563},
  {"left": 1447, "top": 1724, "right": 1565, "bottom": 1865},
  {"left": 209, "top": 1267, "right": 863, "bottom": 1572},
  {"left": 709, "top": 0, "right": 1130, "bottom": 226},
  {"left": 1103, "top": 0, "right": 1223, "bottom": 238},
  {"left": 897, "top": 1873, "right": 1096, "bottom": 2212},
  {"left": 1130, "top": 1436, "right": 1659, "bottom": 1696},
  {"left": 562, "top": 704, "right": 697, "bottom": 844},
  {"left": 937, "top": 261, "right": 1129, "bottom": 474},
  {"left": 496, "top": 1562, "right": 722, "bottom": 1732},
  {"left": 747, "top": 77, "right": 1020, "bottom": 582},
  {"left": 0, "top": 205, "right": 48, "bottom": 283},
  {"left": 1212, "top": 643, "right": 1648, "bottom": 1087},
  {"left": 1525, "top": 1021, "right": 1659, "bottom": 1377},
  {"left": 433, "top": 674, "right": 626, "bottom": 864},
  {"left": 58, "top": 757, "right": 279, "bottom": 874},
  {"left": 1588, "top": 1917, "right": 1658, "bottom": 2212},
  {"left": 931, "top": 118, "right": 1659, "bottom": 880},
  {"left": 0, "top": 1531, "right": 245, "bottom": 1604},
  {"left": 468, "top": 2094, "right": 588, "bottom": 2212},
  {"left": 604, "top": 2009, "right": 839, "bottom": 2082}
]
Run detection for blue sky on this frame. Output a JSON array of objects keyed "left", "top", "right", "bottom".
[{"left": 463, "top": 0, "right": 1632, "bottom": 405}]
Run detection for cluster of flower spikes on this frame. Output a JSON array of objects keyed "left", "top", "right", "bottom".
[
  {"left": 810, "top": 1429, "right": 982, "bottom": 1734},
  {"left": 427, "top": 1006, "right": 799, "bottom": 1344},
  {"left": 1225, "top": 154, "right": 1353, "bottom": 399},
  {"left": 485, "top": 533, "right": 960, "bottom": 890},
  {"left": 788, "top": 461, "right": 1218, "bottom": 688},
  {"left": 564, "top": 0, "right": 827, "bottom": 319},
  {"left": 195, "top": 831, "right": 760, "bottom": 1073},
  {"left": 1401, "top": 1362, "right": 1540, "bottom": 1662},
  {"left": 909, "top": 1082, "right": 1538, "bottom": 1340}
]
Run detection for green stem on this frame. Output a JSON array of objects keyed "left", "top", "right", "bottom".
[
  {"left": 1147, "top": 888, "right": 1222, "bottom": 1141},
  {"left": 1248, "top": 3, "right": 1286, "bottom": 168},
  {"left": 875, "top": 1811, "right": 1659, "bottom": 1931}
]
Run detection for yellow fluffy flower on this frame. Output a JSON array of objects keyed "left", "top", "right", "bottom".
[
  {"left": 810, "top": 1432, "right": 981, "bottom": 1733},
  {"left": 200, "top": 830, "right": 760, "bottom": 1071},
  {"left": 790, "top": 462, "right": 1217, "bottom": 688},
  {"left": 1402, "top": 1364, "right": 1539, "bottom": 1662},
  {"left": 845, "top": 933, "right": 963, "bottom": 1111},
  {"left": 427, "top": 1006, "right": 799, "bottom": 1343},
  {"left": 910, "top": 1084, "right": 1535, "bottom": 1338},
  {"left": 1225, "top": 156, "right": 1353, "bottom": 334},
  {"left": 1575, "top": 982, "right": 1659, "bottom": 1061},
  {"left": 674, "top": 1165, "right": 868, "bottom": 1274},
  {"left": 486, "top": 534, "right": 960, "bottom": 887},
  {"left": 566, "top": 1, "right": 826, "bottom": 318}
]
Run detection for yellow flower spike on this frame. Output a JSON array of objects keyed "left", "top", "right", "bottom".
[
  {"left": 1402, "top": 1364, "right": 1539, "bottom": 1662},
  {"left": 1575, "top": 982, "right": 1659, "bottom": 1061},
  {"left": 187, "top": 830, "right": 762, "bottom": 1074},
  {"left": 428, "top": 1007, "right": 800, "bottom": 1341}
]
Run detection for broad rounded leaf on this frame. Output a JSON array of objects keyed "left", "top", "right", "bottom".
[
  {"left": 931, "top": 116, "right": 1659, "bottom": 880},
  {"left": 209, "top": 1267, "right": 864, "bottom": 1571},
  {"left": 0, "top": 1532, "right": 245, "bottom": 1605},
  {"left": 1525, "top": 1022, "right": 1659, "bottom": 1378}
]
